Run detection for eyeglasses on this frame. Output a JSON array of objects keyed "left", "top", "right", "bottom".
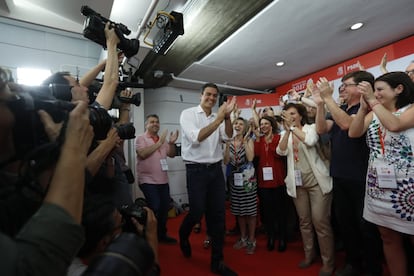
[
  {"left": 405, "top": 70, "right": 414, "bottom": 76},
  {"left": 339, "top": 83, "right": 358, "bottom": 90}
]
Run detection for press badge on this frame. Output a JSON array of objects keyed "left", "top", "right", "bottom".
[
  {"left": 234, "top": 173, "right": 243, "bottom": 187},
  {"left": 262, "top": 167, "right": 273, "bottom": 181},
  {"left": 294, "top": 170, "right": 303, "bottom": 186},
  {"left": 160, "top": 159, "right": 169, "bottom": 171},
  {"left": 376, "top": 162, "right": 397, "bottom": 189}
]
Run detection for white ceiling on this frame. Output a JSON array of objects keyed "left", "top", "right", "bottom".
[{"left": 1, "top": 0, "right": 414, "bottom": 93}]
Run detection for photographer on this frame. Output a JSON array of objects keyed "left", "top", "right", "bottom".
[
  {"left": 42, "top": 22, "right": 134, "bottom": 207},
  {"left": 67, "top": 194, "right": 159, "bottom": 276},
  {"left": 85, "top": 91, "right": 134, "bottom": 207},
  {"left": 0, "top": 68, "right": 95, "bottom": 275},
  {"left": 43, "top": 22, "right": 120, "bottom": 110}
]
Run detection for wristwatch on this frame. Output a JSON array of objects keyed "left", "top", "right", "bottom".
[{"left": 289, "top": 126, "right": 296, "bottom": 132}]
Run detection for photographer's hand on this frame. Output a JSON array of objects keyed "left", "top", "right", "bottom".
[
  {"left": 44, "top": 101, "right": 93, "bottom": 223},
  {"left": 132, "top": 207, "right": 159, "bottom": 264},
  {"left": 37, "top": 110, "right": 63, "bottom": 142},
  {"left": 118, "top": 89, "right": 132, "bottom": 125},
  {"left": 95, "top": 22, "right": 120, "bottom": 110},
  {"left": 86, "top": 127, "right": 120, "bottom": 176}
]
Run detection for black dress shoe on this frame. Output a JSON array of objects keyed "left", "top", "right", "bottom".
[
  {"left": 179, "top": 238, "right": 192, "bottom": 258},
  {"left": 159, "top": 236, "right": 177, "bottom": 244},
  {"left": 267, "top": 237, "right": 275, "bottom": 251},
  {"left": 278, "top": 239, "right": 286, "bottom": 252},
  {"left": 211, "top": 261, "right": 238, "bottom": 276}
]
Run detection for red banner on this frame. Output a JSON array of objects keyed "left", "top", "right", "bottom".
[{"left": 275, "top": 35, "right": 414, "bottom": 95}]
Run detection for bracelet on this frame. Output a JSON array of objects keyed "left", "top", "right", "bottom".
[
  {"left": 121, "top": 108, "right": 130, "bottom": 111},
  {"left": 369, "top": 101, "right": 380, "bottom": 109}
]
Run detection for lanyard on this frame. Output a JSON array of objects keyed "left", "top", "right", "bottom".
[
  {"left": 264, "top": 134, "right": 273, "bottom": 166},
  {"left": 292, "top": 136, "right": 299, "bottom": 163},
  {"left": 378, "top": 126, "right": 386, "bottom": 155},
  {"left": 233, "top": 139, "right": 240, "bottom": 166}
]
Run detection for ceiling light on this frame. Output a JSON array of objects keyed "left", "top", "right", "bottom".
[
  {"left": 275, "top": 61, "right": 285, "bottom": 67},
  {"left": 350, "top": 22, "right": 364, "bottom": 30}
]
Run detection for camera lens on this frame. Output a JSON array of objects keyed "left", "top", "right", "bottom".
[
  {"left": 115, "top": 123, "right": 135, "bottom": 140},
  {"left": 88, "top": 106, "right": 113, "bottom": 140}
]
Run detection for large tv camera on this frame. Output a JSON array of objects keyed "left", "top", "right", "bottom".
[
  {"left": 6, "top": 84, "right": 113, "bottom": 159},
  {"left": 87, "top": 81, "right": 142, "bottom": 109},
  {"left": 81, "top": 5, "right": 139, "bottom": 58}
]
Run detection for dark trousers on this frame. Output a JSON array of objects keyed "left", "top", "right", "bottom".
[
  {"left": 140, "top": 183, "right": 171, "bottom": 239},
  {"left": 257, "top": 186, "right": 288, "bottom": 241},
  {"left": 333, "top": 177, "right": 383, "bottom": 274},
  {"left": 179, "top": 162, "right": 226, "bottom": 265}
]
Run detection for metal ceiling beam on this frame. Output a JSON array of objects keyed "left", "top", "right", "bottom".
[{"left": 136, "top": 0, "right": 273, "bottom": 90}]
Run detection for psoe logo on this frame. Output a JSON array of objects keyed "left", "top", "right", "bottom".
[
  {"left": 337, "top": 66, "right": 344, "bottom": 76},
  {"left": 346, "top": 61, "right": 361, "bottom": 72}
]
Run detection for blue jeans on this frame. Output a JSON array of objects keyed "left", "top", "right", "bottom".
[
  {"left": 179, "top": 162, "right": 226, "bottom": 265},
  {"left": 140, "top": 183, "right": 171, "bottom": 239}
]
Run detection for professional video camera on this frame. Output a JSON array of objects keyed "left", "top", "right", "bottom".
[
  {"left": 81, "top": 5, "right": 139, "bottom": 58},
  {"left": 6, "top": 84, "right": 113, "bottom": 159},
  {"left": 88, "top": 81, "right": 142, "bottom": 109},
  {"left": 119, "top": 198, "right": 148, "bottom": 233}
]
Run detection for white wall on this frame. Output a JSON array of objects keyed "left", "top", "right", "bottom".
[
  {"left": 0, "top": 17, "right": 101, "bottom": 76},
  {"left": 142, "top": 86, "right": 202, "bottom": 204}
]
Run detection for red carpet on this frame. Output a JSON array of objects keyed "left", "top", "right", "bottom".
[{"left": 157, "top": 210, "right": 386, "bottom": 276}]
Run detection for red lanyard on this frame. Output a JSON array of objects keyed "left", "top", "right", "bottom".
[
  {"left": 378, "top": 126, "right": 386, "bottom": 155},
  {"left": 292, "top": 136, "right": 299, "bottom": 163},
  {"left": 264, "top": 135, "right": 273, "bottom": 166},
  {"left": 233, "top": 139, "right": 240, "bottom": 165}
]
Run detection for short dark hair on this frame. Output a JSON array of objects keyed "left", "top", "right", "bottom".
[
  {"left": 145, "top": 114, "right": 159, "bottom": 125},
  {"left": 77, "top": 194, "right": 117, "bottom": 258},
  {"left": 283, "top": 102, "right": 309, "bottom": 126},
  {"left": 42, "top": 71, "right": 71, "bottom": 86},
  {"left": 342, "top": 70, "right": 374, "bottom": 88},
  {"left": 376, "top": 72, "right": 414, "bottom": 109},
  {"left": 201, "top": 82, "right": 219, "bottom": 94},
  {"left": 259, "top": 116, "right": 278, "bottom": 134}
]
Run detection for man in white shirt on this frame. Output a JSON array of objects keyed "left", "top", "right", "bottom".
[{"left": 179, "top": 83, "right": 236, "bottom": 276}]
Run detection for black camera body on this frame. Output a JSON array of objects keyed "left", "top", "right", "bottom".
[
  {"left": 119, "top": 198, "right": 148, "bottom": 233},
  {"left": 81, "top": 5, "right": 139, "bottom": 58},
  {"left": 114, "top": 123, "right": 135, "bottom": 140},
  {"left": 88, "top": 81, "right": 141, "bottom": 109},
  {"left": 6, "top": 84, "right": 113, "bottom": 159}
]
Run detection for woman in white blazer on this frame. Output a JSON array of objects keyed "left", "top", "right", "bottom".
[{"left": 276, "top": 102, "right": 334, "bottom": 276}]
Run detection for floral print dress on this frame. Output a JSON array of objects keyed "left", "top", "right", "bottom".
[{"left": 363, "top": 105, "right": 414, "bottom": 234}]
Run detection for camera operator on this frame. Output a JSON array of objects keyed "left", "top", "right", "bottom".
[
  {"left": 43, "top": 22, "right": 120, "bottom": 110},
  {"left": 85, "top": 91, "right": 134, "bottom": 207},
  {"left": 0, "top": 69, "right": 95, "bottom": 275},
  {"left": 67, "top": 194, "right": 160, "bottom": 276},
  {"left": 42, "top": 22, "right": 134, "bottom": 207}
]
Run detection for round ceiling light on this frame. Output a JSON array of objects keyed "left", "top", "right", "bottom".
[{"left": 350, "top": 22, "right": 364, "bottom": 30}]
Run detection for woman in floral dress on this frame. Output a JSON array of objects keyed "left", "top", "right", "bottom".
[{"left": 349, "top": 72, "right": 414, "bottom": 276}]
